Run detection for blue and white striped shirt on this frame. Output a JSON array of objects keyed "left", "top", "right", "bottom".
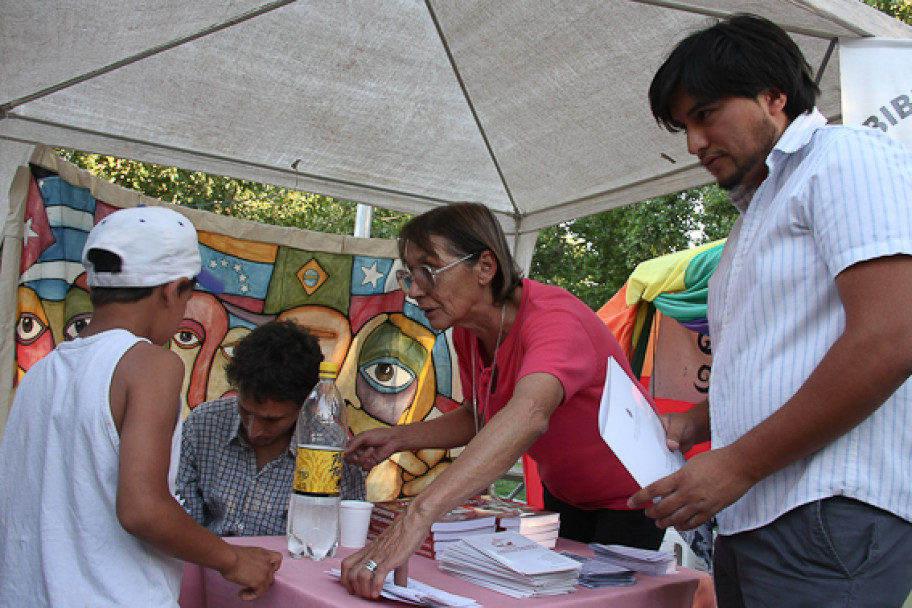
[{"left": 708, "top": 109, "right": 912, "bottom": 535}]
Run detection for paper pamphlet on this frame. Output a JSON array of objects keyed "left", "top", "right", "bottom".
[
  {"left": 437, "top": 532, "right": 580, "bottom": 598},
  {"left": 327, "top": 569, "right": 480, "bottom": 607},
  {"left": 597, "top": 357, "right": 685, "bottom": 488},
  {"left": 453, "top": 531, "right": 580, "bottom": 576}
]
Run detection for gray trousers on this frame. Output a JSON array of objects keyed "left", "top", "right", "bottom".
[{"left": 714, "top": 497, "right": 912, "bottom": 608}]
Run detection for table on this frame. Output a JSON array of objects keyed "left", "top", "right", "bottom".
[{"left": 179, "top": 536, "right": 709, "bottom": 608}]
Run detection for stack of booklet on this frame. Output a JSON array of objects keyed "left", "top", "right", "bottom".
[
  {"left": 438, "top": 531, "right": 581, "bottom": 598},
  {"left": 489, "top": 501, "right": 561, "bottom": 549},
  {"left": 455, "top": 495, "right": 561, "bottom": 548},
  {"left": 559, "top": 552, "right": 636, "bottom": 588},
  {"left": 369, "top": 499, "right": 498, "bottom": 559},
  {"left": 589, "top": 543, "right": 677, "bottom": 576}
]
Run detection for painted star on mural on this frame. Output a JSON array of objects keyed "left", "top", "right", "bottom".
[{"left": 360, "top": 261, "right": 384, "bottom": 288}]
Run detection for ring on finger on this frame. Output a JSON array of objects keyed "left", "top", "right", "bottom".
[{"left": 364, "top": 559, "right": 378, "bottom": 573}]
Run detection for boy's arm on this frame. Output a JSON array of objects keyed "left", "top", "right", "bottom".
[{"left": 115, "top": 344, "right": 281, "bottom": 601}]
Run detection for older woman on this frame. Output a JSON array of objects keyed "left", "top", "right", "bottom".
[{"left": 341, "top": 203, "right": 662, "bottom": 599}]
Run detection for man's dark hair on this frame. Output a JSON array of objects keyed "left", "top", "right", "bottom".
[
  {"left": 225, "top": 320, "right": 323, "bottom": 405},
  {"left": 86, "top": 249, "right": 153, "bottom": 305},
  {"left": 86, "top": 249, "right": 196, "bottom": 305},
  {"left": 649, "top": 13, "right": 820, "bottom": 132}
]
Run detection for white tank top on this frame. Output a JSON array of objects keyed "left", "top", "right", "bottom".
[{"left": 0, "top": 329, "right": 183, "bottom": 607}]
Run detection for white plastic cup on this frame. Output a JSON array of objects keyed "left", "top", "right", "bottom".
[{"left": 339, "top": 500, "right": 374, "bottom": 548}]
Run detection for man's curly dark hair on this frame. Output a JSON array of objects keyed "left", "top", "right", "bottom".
[{"left": 225, "top": 320, "right": 323, "bottom": 404}]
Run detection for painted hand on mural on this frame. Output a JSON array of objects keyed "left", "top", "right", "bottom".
[{"left": 341, "top": 312, "right": 458, "bottom": 502}]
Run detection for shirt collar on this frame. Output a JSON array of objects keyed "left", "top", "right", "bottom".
[
  {"left": 228, "top": 406, "right": 246, "bottom": 447},
  {"left": 773, "top": 107, "right": 827, "bottom": 155},
  {"left": 729, "top": 107, "right": 827, "bottom": 212},
  {"left": 285, "top": 430, "right": 297, "bottom": 457}
]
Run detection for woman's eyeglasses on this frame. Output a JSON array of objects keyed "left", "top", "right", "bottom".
[{"left": 396, "top": 252, "right": 477, "bottom": 293}]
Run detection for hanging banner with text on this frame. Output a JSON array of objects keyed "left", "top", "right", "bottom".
[{"left": 839, "top": 37, "right": 912, "bottom": 149}]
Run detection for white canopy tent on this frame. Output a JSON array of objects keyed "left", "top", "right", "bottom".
[{"left": 2, "top": 0, "right": 911, "bottom": 263}]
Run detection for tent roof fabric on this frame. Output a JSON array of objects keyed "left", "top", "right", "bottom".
[{"left": 2, "top": 1, "right": 910, "bottom": 235}]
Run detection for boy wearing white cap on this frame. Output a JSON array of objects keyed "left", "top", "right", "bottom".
[{"left": 0, "top": 206, "right": 281, "bottom": 607}]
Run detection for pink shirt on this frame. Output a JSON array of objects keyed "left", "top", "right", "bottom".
[{"left": 455, "top": 279, "right": 650, "bottom": 510}]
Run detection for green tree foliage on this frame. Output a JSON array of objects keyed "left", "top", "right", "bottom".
[
  {"left": 57, "top": 150, "right": 411, "bottom": 240},
  {"left": 864, "top": 0, "right": 912, "bottom": 23},
  {"left": 530, "top": 186, "right": 735, "bottom": 310}
]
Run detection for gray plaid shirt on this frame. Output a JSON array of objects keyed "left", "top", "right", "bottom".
[{"left": 176, "top": 396, "right": 366, "bottom": 536}]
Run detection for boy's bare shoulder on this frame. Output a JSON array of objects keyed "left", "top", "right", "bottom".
[
  {"left": 110, "top": 341, "right": 184, "bottom": 431},
  {"left": 117, "top": 342, "right": 183, "bottom": 393},
  {"left": 119, "top": 339, "right": 182, "bottom": 371}
]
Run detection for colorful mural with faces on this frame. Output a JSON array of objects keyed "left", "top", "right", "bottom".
[
  {"left": 277, "top": 305, "right": 352, "bottom": 370},
  {"left": 15, "top": 286, "right": 55, "bottom": 384},
  {"left": 342, "top": 310, "right": 462, "bottom": 502},
  {"left": 10, "top": 161, "right": 462, "bottom": 502},
  {"left": 171, "top": 291, "right": 237, "bottom": 416},
  {"left": 14, "top": 170, "right": 99, "bottom": 385},
  {"left": 16, "top": 276, "right": 93, "bottom": 385}
]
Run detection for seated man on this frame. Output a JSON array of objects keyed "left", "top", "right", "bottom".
[{"left": 177, "top": 320, "right": 366, "bottom": 536}]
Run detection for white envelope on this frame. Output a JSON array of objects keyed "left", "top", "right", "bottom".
[{"left": 597, "top": 357, "right": 685, "bottom": 488}]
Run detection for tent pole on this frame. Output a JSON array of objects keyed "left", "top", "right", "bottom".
[
  {"left": 814, "top": 37, "right": 839, "bottom": 86},
  {"left": 354, "top": 204, "right": 373, "bottom": 238}
]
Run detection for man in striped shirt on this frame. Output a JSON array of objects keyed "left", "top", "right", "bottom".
[{"left": 630, "top": 13, "right": 912, "bottom": 607}]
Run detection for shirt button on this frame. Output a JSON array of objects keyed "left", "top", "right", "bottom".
[{"left": 238, "top": 523, "right": 245, "bottom": 531}]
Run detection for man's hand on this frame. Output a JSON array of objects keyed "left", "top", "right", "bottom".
[
  {"left": 219, "top": 545, "right": 282, "bottom": 601},
  {"left": 627, "top": 446, "right": 753, "bottom": 530},
  {"left": 657, "top": 411, "right": 700, "bottom": 454},
  {"left": 345, "top": 426, "right": 401, "bottom": 471}
]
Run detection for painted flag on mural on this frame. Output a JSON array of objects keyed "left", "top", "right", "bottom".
[{"left": 19, "top": 176, "right": 97, "bottom": 300}]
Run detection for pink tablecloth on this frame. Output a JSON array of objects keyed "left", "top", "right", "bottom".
[{"left": 179, "top": 536, "right": 708, "bottom": 608}]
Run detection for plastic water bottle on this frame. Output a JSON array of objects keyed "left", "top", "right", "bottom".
[{"left": 287, "top": 361, "right": 349, "bottom": 560}]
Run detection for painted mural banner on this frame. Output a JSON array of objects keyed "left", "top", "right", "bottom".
[{"left": 0, "top": 145, "right": 463, "bottom": 502}]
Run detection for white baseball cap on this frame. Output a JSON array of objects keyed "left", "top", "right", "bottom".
[{"left": 82, "top": 205, "right": 221, "bottom": 291}]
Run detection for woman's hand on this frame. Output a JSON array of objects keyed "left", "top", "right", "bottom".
[
  {"left": 344, "top": 426, "right": 402, "bottom": 471},
  {"left": 339, "top": 509, "right": 429, "bottom": 598}
]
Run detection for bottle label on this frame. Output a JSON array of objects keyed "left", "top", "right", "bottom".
[{"left": 293, "top": 445, "right": 343, "bottom": 496}]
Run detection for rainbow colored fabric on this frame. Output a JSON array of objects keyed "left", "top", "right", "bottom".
[{"left": 625, "top": 239, "right": 725, "bottom": 333}]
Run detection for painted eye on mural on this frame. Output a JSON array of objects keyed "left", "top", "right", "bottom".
[
  {"left": 220, "top": 342, "right": 240, "bottom": 361},
  {"left": 63, "top": 314, "right": 92, "bottom": 341},
  {"left": 172, "top": 328, "right": 203, "bottom": 349},
  {"left": 15, "top": 313, "right": 48, "bottom": 345},
  {"left": 359, "top": 357, "right": 416, "bottom": 394}
]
